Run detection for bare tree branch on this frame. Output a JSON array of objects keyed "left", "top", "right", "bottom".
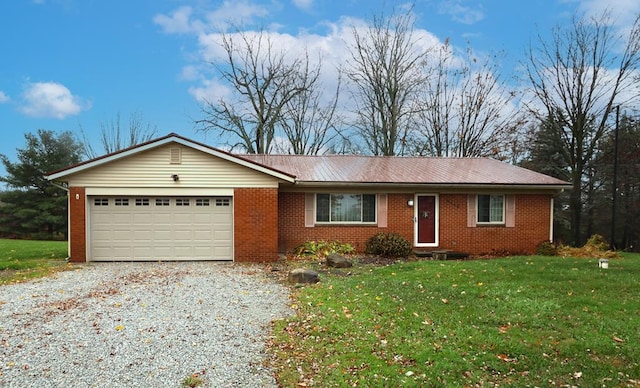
[
  {"left": 345, "top": 8, "right": 429, "bottom": 156},
  {"left": 523, "top": 11, "right": 640, "bottom": 244}
]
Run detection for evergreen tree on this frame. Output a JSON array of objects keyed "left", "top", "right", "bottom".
[{"left": 0, "top": 129, "right": 83, "bottom": 239}]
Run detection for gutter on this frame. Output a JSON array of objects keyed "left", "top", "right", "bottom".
[{"left": 291, "top": 181, "right": 572, "bottom": 191}]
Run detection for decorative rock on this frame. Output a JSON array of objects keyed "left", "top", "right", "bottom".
[
  {"left": 325, "top": 253, "right": 353, "bottom": 268},
  {"left": 288, "top": 268, "right": 319, "bottom": 284}
]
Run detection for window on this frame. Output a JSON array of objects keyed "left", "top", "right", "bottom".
[
  {"left": 114, "top": 198, "right": 129, "bottom": 206},
  {"left": 196, "top": 199, "right": 210, "bottom": 207},
  {"left": 135, "top": 198, "right": 150, "bottom": 206},
  {"left": 477, "top": 195, "right": 504, "bottom": 224},
  {"left": 215, "top": 198, "right": 230, "bottom": 207},
  {"left": 176, "top": 198, "right": 190, "bottom": 206},
  {"left": 316, "top": 194, "right": 376, "bottom": 223},
  {"left": 156, "top": 198, "right": 170, "bottom": 206},
  {"left": 94, "top": 198, "right": 108, "bottom": 206}
]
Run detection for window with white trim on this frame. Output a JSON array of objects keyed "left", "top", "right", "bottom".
[
  {"left": 477, "top": 195, "right": 504, "bottom": 224},
  {"left": 114, "top": 198, "right": 129, "bottom": 206},
  {"left": 135, "top": 198, "right": 150, "bottom": 206},
  {"left": 176, "top": 198, "right": 190, "bottom": 206},
  {"left": 316, "top": 193, "right": 376, "bottom": 223}
]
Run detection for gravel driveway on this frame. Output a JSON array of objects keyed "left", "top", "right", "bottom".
[{"left": 0, "top": 262, "right": 292, "bottom": 387}]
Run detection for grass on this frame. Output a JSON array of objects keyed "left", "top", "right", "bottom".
[
  {"left": 0, "top": 239, "right": 70, "bottom": 284},
  {"left": 269, "top": 254, "right": 640, "bottom": 386}
]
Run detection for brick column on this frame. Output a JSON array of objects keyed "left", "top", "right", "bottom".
[
  {"left": 233, "top": 188, "right": 279, "bottom": 262},
  {"left": 68, "top": 187, "right": 87, "bottom": 262}
]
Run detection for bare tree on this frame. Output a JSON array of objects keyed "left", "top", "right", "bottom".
[
  {"left": 414, "top": 41, "right": 522, "bottom": 157},
  {"left": 195, "top": 29, "right": 317, "bottom": 154},
  {"left": 345, "top": 8, "right": 429, "bottom": 156},
  {"left": 524, "top": 11, "right": 640, "bottom": 245},
  {"left": 79, "top": 110, "right": 157, "bottom": 159},
  {"left": 272, "top": 58, "right": 342, "bottom": 155}
]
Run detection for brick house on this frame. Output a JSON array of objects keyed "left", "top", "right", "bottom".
[{"left": 46, "top": 133, "right": 570, "bottom": 263}]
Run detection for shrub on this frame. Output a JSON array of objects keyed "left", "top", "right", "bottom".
[
  {"left": 536, "top": 240, "right": 558, "bottom": 256},
  {"left": 365, "top": 232, "right": 412, "bottom": 258},
  {"left": 293, "top": 240, "right": 354, "bottom": 259}
]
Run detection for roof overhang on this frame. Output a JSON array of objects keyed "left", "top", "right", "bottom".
[
  {"left": 45, "top": 133, "right": 296, "bottom": 183},
  {"left": 290, "top": 181, "right": 572, "bottom": 191}
]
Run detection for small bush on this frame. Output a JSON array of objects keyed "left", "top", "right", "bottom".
[
  {"left": 536, "top": 241, "right": 558, "bottom": 256},
  {"left": 365, "top": 232, "right": 412, "bottom": 258},
  {"left": 293, "top": 240, "right": 354, "bottom": 259}
]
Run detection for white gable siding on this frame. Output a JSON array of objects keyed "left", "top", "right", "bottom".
[{"left": 67, "top": 145, "right": 280, "bottom": 188}]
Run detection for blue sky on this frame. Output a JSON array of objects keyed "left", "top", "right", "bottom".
[{"left": 1, "top": 0, "right": 638, "bottom": 176}]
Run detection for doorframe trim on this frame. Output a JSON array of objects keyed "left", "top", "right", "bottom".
[{"left": 414, "top": 193, "right": 439, "bottom": 248}]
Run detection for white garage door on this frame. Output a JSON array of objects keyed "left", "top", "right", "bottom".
[{"left": 89, "top": 196, "right": 233, "bottom": 261}]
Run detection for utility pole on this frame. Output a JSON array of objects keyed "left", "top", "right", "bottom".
[{"left": 610, "top": 105, "right": 620, "bottom": 250}]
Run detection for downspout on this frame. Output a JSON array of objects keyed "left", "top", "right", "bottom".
[
  {"left": 50, "top": 182, "right": 71, "bottom": 263},
  {"left": 549, "top": 197, "right": 554, "bottom": 243}
]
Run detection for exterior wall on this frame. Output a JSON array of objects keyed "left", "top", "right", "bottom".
[
  {"left": 67, "top": 144, "right": 279, "bottom": 188},
  {"left": 278, "top": 193, "right": 414, "bottom": 253},
  {"left": 278, "top": 192, "right": 552, "bottom": 256},
  {"left": 439, "top": 194, "right": 551, "bottom": 255},
  {"left": 69, "top": 187, "right": 87, "bottom": 263},
  {"left": 234, "top": 188, "right": 279, "bottom": 262}
]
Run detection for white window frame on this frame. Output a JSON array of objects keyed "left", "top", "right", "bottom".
[
  {"left": 315, "top": 193, "right": 377, "bottom": 224},
  {"left": 477, "top": 194, "right": 505, "bottom": 225}
]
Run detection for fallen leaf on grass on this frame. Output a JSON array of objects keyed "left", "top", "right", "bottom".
[
  {"left": 115, "top": 325, "right": 124, "bottom": 331},
  {"left": 498, "top": 323, "right": 511, "bottom": 334},
  {"left": 497, "top": 354, "right": 517, "bottom": 363},
  {"left": 613, "top": 336, "right": 625, "bottom": 343},
  {"left": 441, "top": 299, "right": 449, "bottom": 304}
]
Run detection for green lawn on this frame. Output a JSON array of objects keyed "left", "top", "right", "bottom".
[
  {"left": 270, "top": 254, "right": 640, "bottom": 386},
  {"left": 0, "top": 239, "right": 70, "bottom": 284}
]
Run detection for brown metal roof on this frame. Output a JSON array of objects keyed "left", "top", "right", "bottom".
[{"left": 241, "top": 154, "right": 570, "bottom": 187}]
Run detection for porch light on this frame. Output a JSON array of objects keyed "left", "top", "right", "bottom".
[
  {"left": 171, "top": 174, "right": 179, "bottom": 182},
  {"left": 407, "top": 198, "right": 414, "bottom": 207}
]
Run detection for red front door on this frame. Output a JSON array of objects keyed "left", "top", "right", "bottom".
[{"left": 417, "top": 195, "right": 436, "bottom": 244}]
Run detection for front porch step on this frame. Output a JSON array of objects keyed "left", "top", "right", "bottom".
[{"left": 414, "top": 250, "right": 469, "bottom": 260}]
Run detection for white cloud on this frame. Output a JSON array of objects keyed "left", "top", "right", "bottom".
[
  {"left": 438, "top": 1, "right": 484, "bottom": 25},
  {"left": 20, "top": 82, "right": 90, "bottom": 119},
  {"left": 0, "top": 91, "right": 9, "bottom": 103},
  {"left": 292, "top": 0, "right": 314, "bottom": 12},
  {"left": 154, "top": 6, "right": 203, "bottom": 34},
  {"left": 188, "top": 78, "right": 233, "bottom": 104},
  {"left": 154, "top": 1, "right": 270, "bottom": 34},
  {"left": 204, "top": 0, "right": 269, "bottom": 30},
  {"left": 157, "top": 4, "right": 445, "bottom": 120}
]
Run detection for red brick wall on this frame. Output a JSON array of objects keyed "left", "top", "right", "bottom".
[
  {"left": 69, "top": 187, "right": 87, "bottom": 262},
  {"left": 438, "top": 194, "right": 551, "bottom": 255},
  {"left": 278, "top": 193, "right": 414, "bottom": 252},
  {"left": 278, "top": 192, "right": 552, "bottom": 256},
  {"left": 234, "top": 188, "right": 279, "bottom": 262}
]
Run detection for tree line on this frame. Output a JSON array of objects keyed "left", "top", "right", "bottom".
[{"left": 1, "top": 9, "right": 639, "bottom": 250}]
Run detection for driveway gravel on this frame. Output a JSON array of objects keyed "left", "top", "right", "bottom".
[{"left": 0, "top": 262, "right": 292, "bottom": 387}]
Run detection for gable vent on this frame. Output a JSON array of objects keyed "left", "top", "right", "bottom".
[{"left": 170, "top": 147, "right": 182, "bottom": 164}]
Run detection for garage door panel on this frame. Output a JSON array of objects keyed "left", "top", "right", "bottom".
[{"left": 90, "top": 196, "right": 233, "bottom": 261}]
